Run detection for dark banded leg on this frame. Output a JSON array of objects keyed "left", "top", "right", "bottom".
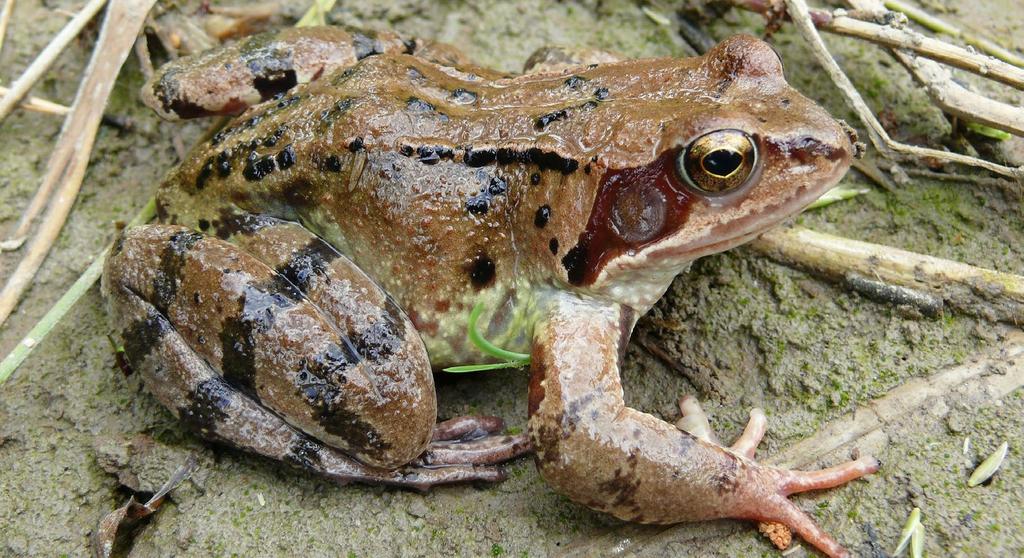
[
  {"left": 105, "top": 286, "right": 504, "bottom": 489},
  {"left": 103, "top": 222, "right": 527, "bottom": 487}
]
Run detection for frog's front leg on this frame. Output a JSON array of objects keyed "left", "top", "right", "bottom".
[
  {"left": 527, "top": 293, "right": 878, "bottom": 558},
  {"left": 103, "top": 221, "right": 527, "bottom": 488}
]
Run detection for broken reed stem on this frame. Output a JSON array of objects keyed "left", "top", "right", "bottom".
[
  {"left": 781, "top": 0, "right": 1024, "bottom": 180},
  {"left": 0, "top": 0, "right": 108, "bottom": 124},
  {"left": 0, "top": 0, "right": 157, "bottom": 327},
  {"left": 822, "top": 15, "right": 1024, "bottom": 91},
  {"left": 0, "top": 0, "right": 14, "bottom": 55},
  {"left": 0, "top": 85, "right": 69, "bottom": 116},
  {"left": 752, "top": 226, "right": 1024, "bottom": 324},
  {"left": 883, "top": 0, "right": 1024, "bottom": 68}
]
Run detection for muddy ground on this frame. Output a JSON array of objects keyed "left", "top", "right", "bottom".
[{"left": 1, "top": 0, "right": 1022, "bottom": 556}]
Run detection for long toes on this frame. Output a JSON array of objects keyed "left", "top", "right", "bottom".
[
  {"left": 730, "top": 408, "right": 767, "bottom": 458},
  {"left": 781, "top": 456, "right": 880, "bottom": 495},
  {"left": 415, "top": 433, "right": 532, "bottom": 467},
  {"left": 675, "top": 395, "right": 718, "bottom": 443},
  {"left": 432, "top": 415, "right": 505, "bottom": 442},
  {"left": 393, "top": 464, "right": 508, "bottom": 492},
  {"left": 755, "top": 496, "right": 850, "bottom": 558}
]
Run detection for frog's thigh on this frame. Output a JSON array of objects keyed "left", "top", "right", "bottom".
[{"left": 103, "top": 223, "right": 435, "bottom": 469}]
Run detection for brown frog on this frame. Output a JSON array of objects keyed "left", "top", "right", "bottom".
[{"left": 103, "top": 26, "right": 875, "bottom": 557}]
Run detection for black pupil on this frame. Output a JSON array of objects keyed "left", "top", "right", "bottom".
[{"left": 703, "top": 150, "right": 743, "bottom": 177}]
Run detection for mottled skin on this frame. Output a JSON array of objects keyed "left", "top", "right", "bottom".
[{"left": 103, "top": 27, "right": 875, "bottom": 557}]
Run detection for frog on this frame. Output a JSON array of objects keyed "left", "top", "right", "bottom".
[{"left": 102, "top": 26, "right": 877, "bottom": 558}]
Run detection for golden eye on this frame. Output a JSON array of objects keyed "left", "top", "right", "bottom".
[{"left": 677, "top": 130, "right": 757, "bottom": 194}]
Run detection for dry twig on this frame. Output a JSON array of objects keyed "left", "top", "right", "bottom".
[
  {"left": 0, "top": 85, "right": 68, "bottom": 116},
  {"left": 0, "top": 0, "right": 14, "bottom": 55},
  {"left": 0, "top": 0, "right": 108, "bottom": 123},
  {"left": 752, "top": 226, "right": 1024, "bottom": 324},
  {"left": 781, "top": 0, "right": 1024, "bottom": 180},
  {"left": 0, "top": 0, "right": 157, "bottom": 327}
]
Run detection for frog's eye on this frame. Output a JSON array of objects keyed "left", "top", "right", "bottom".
[{"left": 677, "top": 130, "right": 757, "bottom": 194}]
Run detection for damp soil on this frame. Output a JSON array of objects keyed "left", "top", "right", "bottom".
[{"left": 1, "top": 0, "right": 1022, "bottom": 556}]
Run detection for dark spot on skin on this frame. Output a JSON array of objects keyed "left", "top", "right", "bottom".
[
  {"left": 198, "top": 219, "right": 210, "bottom": 231},
  {"left": 464, "top": 147, "right": 496, "bottom": 167},
  {"left": 530, "top": 173, "right": 541, "bottom": 185},
  {"left": 579, "top": 100, "right": 598, "bottom": 111},
  {"left": 535, "top": 109, "right": 568, "bottom": 130},
  {"left": 352, "top": 318, "right": 401, "bottom": 362},
  {"left": 121, "top": 307, "right": 172, "bottom": 366},
  {"left": 213, "top": 211, "right": 279, "bottom": 240},
  {"left": 276, "top": 144, "right": 296, "bottom": 170},
  {"left": 534, "top": 205, "right": 551, "bottom": 228},
  {"left": 275, "top": 239, "right": 339, "bottom": 293},
  {"left": 561, "top": 243, "right": 588, "bottom": 285},
  {"left": 564, "top": 75, "right": 587, "bottom": 90},
  {"left": 711, "top": 454, "right": 740, "bottom": 494},
  {"left": 416, "top": 145, "right": 455, "bottom": 165},
  {"left": 584, "top": 164, "right": 591, "bottom": 175},
  {"left": 252, "top": 69, "right": 298, "bottom": 101},
  {"left": 219, "top": 282, "right": 297, "bottom": 398},
  {"left": 528, "top": 148, "right": 579, "bottom": 174},
  {"left": 319, "top": 98, "right": 353, "bottom": 125},
  {"left": 177, "top": 378, "right": 234, "bottom": 436},
  {"left": 243, "top": 153, "right": 276, "bottom": 181},
  {"left": 402, "top": 38, "right": 416, "bottom": 55},
  {"left": 262, "top": 126, "right": 286, "bottom": 147},
  {"left": 466, "top": 195, "right": 489, "bottom": 215},
  {"left": 597, "top": 452, "right": 642, "bottom": 509},
  {"left": 594, "top": 87, "right": 609, "bottom": 101},
  {"left": 450, "top": 88, "right": 477, "bottom": 104},
  {"left": 587, "top": 63, "right": 599, "bottom": 69},
  {"left": 152, "top": 230, "right": 204, "bottom": 314},
  {"left": 276, "top": 95, "right": 301, "bottom": 109},
  {"left": 406, "top": 66, "right": 424, "bottom": 81},
  {"left": 467, "top": 253, "right": 496, "bottom": 288},
  {"left": 348, "top": 137, "right": 364, "bottom": 152},
  {"left": 352, "top": 32, "right": 380, "bottom": 60},
  {"left": 400, "top": 144, "right": 414, "bottom": 157},
  {"left": 487, "top": 176, "right": 507, "bottom": 196},
  {"left": 406, "top": 97, "right": 435, "bottom": 112},
  {"left": 319, "top": 154, "right": 343, "bottom": 172},
  {"left": 196, "top": 158, "right": 214, "bottom": 190},
  {"left": 286, "top": 437, "right": 323, "bottom": 470},
  {"left": 216, "top": 150, "right": 232, "bottom": 177},
  {"left": 549, "top": 238, "right": 559, "bottom": 255},
  {"left": 766, "top": 135, "right": 844, "bottom": 163}
]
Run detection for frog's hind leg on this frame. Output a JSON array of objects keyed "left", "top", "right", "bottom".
[{"left": 104, "top": 223, "right": 525, "bottom": 488}]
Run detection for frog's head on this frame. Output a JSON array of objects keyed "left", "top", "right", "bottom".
[{"left": 568, "top": 34, "right": 855, "bottom": 310}]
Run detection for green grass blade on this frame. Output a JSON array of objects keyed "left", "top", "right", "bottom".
[
  {"left": 465, "top": 301, "right": 531, "bottom": 363},
  {"left": 443, "top": 361, "right": 528, "bottom": 373}
]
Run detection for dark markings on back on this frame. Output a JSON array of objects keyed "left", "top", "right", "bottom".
[
  {"left": 464, "top": 146, "right": 579, "bottom": 174},
  {"left": 275, "top": 238, "right": 340, "bottom": 293},
  {"left": 216, "top": 150, "right": 232, "bottom": 177},
  {"left": 534, "top": 205, "right": 551, "bottom": 228},
  {"left": 196, "top": 158, "right": 214, "bottom": 191},
  {"left": 561, "top": 242, "right": 588, "bottom": 285},
  {"left": 594, "top": 87, "right": 609, "bottom": 101},
  {"left": 406, "top": 97, "right": 435, "bottom": 112},
  {"left": 450, "top": 88, "right": 478, "bottom": 104},
  {"left": 468, "top": 253, "right": 496, "bottom": 288},
  {"left": 549, "top": 237, "right": 559, "bottom": 255},
  {"left": 243, "top": 152, "right": 276, "bottom": 181},
  {"left": 214, "top": 211, "right": 279, "bottom": 240},
  {"left": 564, "top": 75, "right": 588, "bottom": 90},
  {"left": 276, "top": 144, "right": 296, "bottom": 170},
  {"left": 121, "top": 307, "right": 172, "bottom": 366},
  {"left": 353, "top": 318, "right": 401, "bottom": 362},
  {"left": 219, "top": 280, "right": 298, "bottom": 399},
  {"left": 535, "top": 109, "right": 569, "bottom": 130},
  {"left": 152, "top": 230, "right": 204, "bottom": 314},
  {"left": 177, "top": 378, "right": 234, "bottom": 437}
]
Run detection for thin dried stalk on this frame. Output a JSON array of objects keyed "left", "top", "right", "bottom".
[
  {"left": 883, "top": 0, "right": 1024, "bottom": 67},
  {"left": 0, "top": 0, "right": 14, "bottom": 55},
  {"left": 782, "top": 0, "right": 1024, "bottom": 180},
  {"left": 752, "top": 226, "right": 1024, "bottom": 324},
  {"left": 0, "top": 0, "right": 108, "bottom": 123},
  {"left": 0, "top": 0, "right": 157, "bottom": 327},
  {"left": 0, "top": 85, "right": 69, "bottom": 116},
  {"left": 823, "top": 15, "right": 1024, "bottom": 91}
]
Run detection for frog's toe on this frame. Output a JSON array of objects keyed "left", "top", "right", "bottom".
[
  {"left": 432, "top": 415, "right": 506, "bottom": 442},
  {"left": 730, "top": 407, "right": 767, "bottom": 459},
  {"left": 416, "top": 432, "right": 532, "bottom": 467},
  {"left": 674, "top": 395, "right": 718, "bottom": 444}
]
